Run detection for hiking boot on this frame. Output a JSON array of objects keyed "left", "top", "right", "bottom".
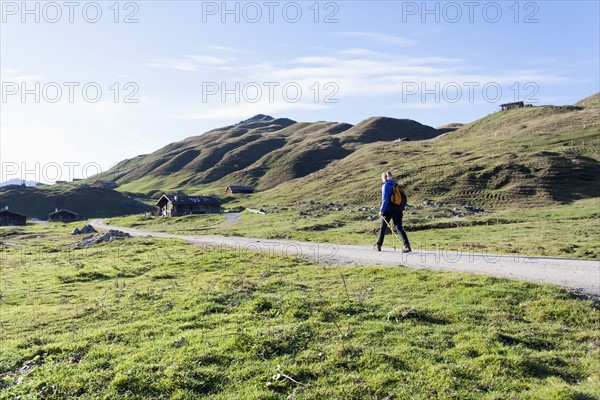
[
  {"left": 373, "top": 243, "right": 381, "bottom": 252},
  {"left": 403, "top": 247, "right": 412, "bottom": 253}
]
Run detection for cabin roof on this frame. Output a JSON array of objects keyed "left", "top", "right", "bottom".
[
  {"left": 49, "top": 209, "right": 79, "bottom": 217},
  {"left": 227, "top": 185, "right": 254, "bottom": 191},
  {"left": 0, "top": 209, "right": 28, "bottom": 218},
  {"left": 156, "top": 194, "right": 222, "bottom": 206},
  {"left": 500, "top": 101, "right": 524, "bottom": 107}
]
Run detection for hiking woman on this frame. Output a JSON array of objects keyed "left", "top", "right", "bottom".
[{"left": 374, "top": 171, "right": 411, "bottom": 253}]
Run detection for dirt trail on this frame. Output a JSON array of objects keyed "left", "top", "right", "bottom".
[
  {"left": 219, "top": 212, "right": 241, "bottom": 226},
  {"left": 91, "top": 219, "right": 600, "bottom": 298}
]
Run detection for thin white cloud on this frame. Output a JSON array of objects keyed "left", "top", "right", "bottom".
[
  {"left": 203, "top": 45, "right": 239, "bottom": 53},
  {"left": 183, "top": 55, "right": 233, "bottom": 64},
  {"left": 144, "top": 54, "right": 233, "bottom": 72},
  {"left": 169, "top": 49, "right": 571, "bottom": 117},
  {"left": 144, "top": 61, "right": 198, "bottom": 72},
  {"left": 335, "top": 31, "right": 416, "bottom": 46},
  {"left": 526, "top": 58, "right": 560, "bottom": 65},
  {"left": 412, "top": 27, "right": 445, "bottom": 36},
  {"left": 337, "top": 48, "right": 381, "bottom": 56}
]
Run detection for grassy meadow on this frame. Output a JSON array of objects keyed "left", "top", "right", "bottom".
[
  {"left": 2, "top": 102, "right": 599, "bottom": 398},
  {"left": 1, "top": 223, "right": 599, "bottom": 399},
  {"left": 105, "top": 213, "right": 227, "bottom": 235}
]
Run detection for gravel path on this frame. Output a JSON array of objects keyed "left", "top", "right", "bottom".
[
  {"left": 91, "top": 219, "right": 600, "bottom": 298},
  {"left": 220, "top": 212, "right": 242, "bottom": 226}
]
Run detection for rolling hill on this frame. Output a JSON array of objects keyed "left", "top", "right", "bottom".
[
  {"left": 252, "top": 101, "right": 599, "bottom": 208},
  {"left": 0, "top": 185, "right": 152, "bottom": 219},
  {"left": 92, "top": 115, "right": 442, "bottom": 196},
  {"left": 32, "top": 93, "right": 600, "bottom": 214}
]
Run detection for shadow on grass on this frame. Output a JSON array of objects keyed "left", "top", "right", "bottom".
[
  {"left": 58, "top": 271, "right": 111, "bottom": 283},
  {"left": 386, "top": 306, "right": 449, "bottom": 325}
]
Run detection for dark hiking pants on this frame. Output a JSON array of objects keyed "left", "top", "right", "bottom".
[{"left": 377, "top": 211, "right": 410, "bottom": 248}]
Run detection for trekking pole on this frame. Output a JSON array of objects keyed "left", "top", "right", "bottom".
[{"left": 380, "top": 215, "right": 398, "bottom": 251}]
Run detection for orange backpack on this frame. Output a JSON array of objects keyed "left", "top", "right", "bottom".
[{"left": 389, "top": 183, "right": 407, "bottom": 211}]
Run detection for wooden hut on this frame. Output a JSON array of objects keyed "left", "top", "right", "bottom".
[
  {"left": 48, "top": 209, "right": 79, "bottom": 222},
  {"left": 156, "top": 194, "right": 222, "bottom": 216},
  {"left": 500, "top": 101, "right": 524, "bottom": 111},
  {"left": 94, "top": 180, "right": 118, "bottom": 189},
  {"left": 0, "top": 208, "right": 27, "bottom": 226},
  {"left": 225, "top": 185, "right": 255, "bottom": 194}
]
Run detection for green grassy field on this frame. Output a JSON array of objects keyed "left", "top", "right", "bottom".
[
  {"left": 106, "top": 197, "right": 600, "bottom": 260},
  {"left": 104, "top": 213, "right": 227, "bottom": 235},
  {"left": 1, "top": 224, "right": 599, "bottom": 399}
]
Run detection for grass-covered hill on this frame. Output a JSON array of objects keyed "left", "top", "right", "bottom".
[
  {"left": 575, "top": 92, "right": 600, "bottom": 107},
  {"left": 250, "top": 100, "right": 600, "bottom": 209},
  {"left": 94, "top": 94, "right": 599, "bottom": 211},
  {"left": 0, "top": 185, "right": 152, "bottom": 219},
  {"left": 92, "top": 115, "right": 442, "bottom": 196}
]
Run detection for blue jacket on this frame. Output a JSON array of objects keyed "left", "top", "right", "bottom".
[{"left": 380, "top": 179, "right": 396, "bottom": 213}]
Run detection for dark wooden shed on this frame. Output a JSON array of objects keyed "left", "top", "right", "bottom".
[
  {"left": 48, "top": 209, "right": 79, "bottom": 222},
  {"left": 225, "top": 185, "right": 255, "bottom": 194},
  {"left": 156, "top": 194, "right": 222, "bottom": 216},
  {"left": 0, "top": 208, "right": 27, "bottom": 226},
  {"left": 500, "top": 101, "right": 524, "bottom": 111}
]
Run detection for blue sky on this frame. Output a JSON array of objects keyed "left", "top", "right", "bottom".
[{"left": 1, "top": 1, "right": 598, "bottom": 183}]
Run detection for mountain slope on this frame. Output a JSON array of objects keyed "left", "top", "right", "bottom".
[
  {"left": 89, "top": 94, "right": 600, "bottom": 210},
  {"left": 0, "top": 185, "right": 152, "bottom": 219},
  {"left": 249, "top": 102, "right": 600, "bottom": 208},
  {"left": 575, "top": 91, "right": 600, "bottom": 107},
  {"left": 94, "top": 115, "right": 441, "bottom": 194},
  {"left": 337, "top": 116, "right": 442, "bottom": 144}
]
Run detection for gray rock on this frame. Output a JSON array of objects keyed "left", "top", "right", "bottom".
[
  {"left": 76, "top": 230, "right": 131, "bottom": 247},
  {"left": 80, "top": 224, "right": 97, "bottom": 234},
  {"left": 71, "top": 224, "right": 97, "bottom": 235}
]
